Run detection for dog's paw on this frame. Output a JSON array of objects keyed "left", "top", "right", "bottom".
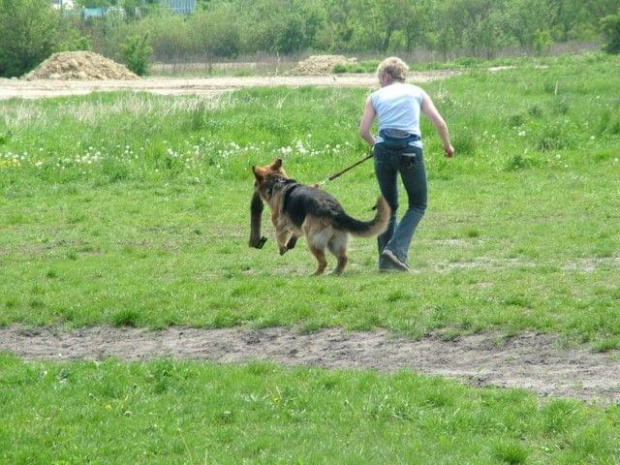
[{"left": 279, "top": 246, "right": 288, "bottom": 256}]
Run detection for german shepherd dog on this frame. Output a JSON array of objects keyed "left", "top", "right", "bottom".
[{"left": 252, "top": 158, "right": 390, "bottom": 275}]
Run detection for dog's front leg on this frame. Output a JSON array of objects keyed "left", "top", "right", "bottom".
[
  {"left": 285, "top": 235, "right": 299, "bottom": 250},
  {"left": 275, "top": 227, "right": 291, "bottom": 255},
  {"left": 249, "top": 191, "right": 267, "bottom": 248},
  {"left": 271, "top": 213, "right": 290, "bottom": 255}
]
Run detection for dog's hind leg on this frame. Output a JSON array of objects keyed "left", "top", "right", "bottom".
[
  {"left": 328, "top": 233, "right": 349, "bottom": 275},
  {"left": 308, "top": 245, "right": 328, "bottom": 275},
  {"left": 305, "top": 219, "right": 331, "bottom": 275}
]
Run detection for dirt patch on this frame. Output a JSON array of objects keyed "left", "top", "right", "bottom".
[
  {"left": 289, "top": 55, "right": 358, "bottom": 75},
  {"left": 1, "top": 326, "right": 618, "bottom": 403},
  {"left": 23, "top": 51, "right": 139, "bottom": 81},
  {"left": 0, "top": 71, "right": 458, "bottom": 100}
]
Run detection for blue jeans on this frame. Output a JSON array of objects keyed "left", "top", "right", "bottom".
[{"left": 374, "top": 143, "right": 427, "bottom": 267}]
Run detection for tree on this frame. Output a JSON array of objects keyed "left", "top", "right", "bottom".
[
  {"left": 0, "top": 0, "right": 59, "bottom": 77},
  {"left": 137, "top": 12, "right": 190, "bottom": 61},
  {"left": 240, "top": 0, "right": 325, "bottom": 55},
  {"left": 600, "top": 9, "right": 620, "bottom": 54},
  {"left": 400, "top": 0, "right": 431, "bottom": 52},
  {"left": 363, "top": 0, "right": 410, "bottom": 52},
  {"left": 189, "top": 4, "right": 241, "bottom": 58},
  {"left": 425, "top": 0, "right": 460, "bottom": 60},
  {"left": 583, "top": 0, "right": 620, "bottom": 19},
  {"left": 321, "top": 0, "right": 356, "bottom": 51},
  {"left": 504, "top": 0, "right": 558, "bottom": 54}
]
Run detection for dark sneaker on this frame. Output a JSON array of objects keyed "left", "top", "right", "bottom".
[
  {"left": 381, "top": 249, "right": 410, "bottom": 272},
  {"left": 379, "top": 254, "right": 398, "bottom": 273},
  {"left": 379, "top": 266, "right": 401, "bottom": 273}
]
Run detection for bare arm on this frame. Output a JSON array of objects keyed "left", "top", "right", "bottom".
[
  {"left": 359, "top": 98, "right": 376, "bottom": 148},
  {"left": 421, "top": 93, "right": 454, "bottom": 157}
]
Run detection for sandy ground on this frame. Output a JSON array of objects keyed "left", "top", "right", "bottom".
[
  {"left": 1, "top": 326, "right": 618, "bottom": 403},
  {"left": 0, "top": 71, "right": 456, "bottom": 100}
]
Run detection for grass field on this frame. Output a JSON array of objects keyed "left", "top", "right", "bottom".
[
  {"left": 2, "top": 354, "right": 619, "bottom": 464},
  {"left": 1, "top": 53, "right": 619, "bottom": 463}
]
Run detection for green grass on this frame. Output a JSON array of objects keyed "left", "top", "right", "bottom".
[
  {"left": 1, "top": 54, "right": 618, "bottom": 343},
  {"left": 0, "top": 178, "right": 618, "bottom": 341},
  {"left": 1, "top": 54, "right": 619, "bottom": 463},
  {"left": 1, "top": 354, "right": 619, "bottom": 464}
]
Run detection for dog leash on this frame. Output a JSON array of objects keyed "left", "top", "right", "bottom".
[{"left": 314, "top": 152, "right": 374, "bottom": 187}]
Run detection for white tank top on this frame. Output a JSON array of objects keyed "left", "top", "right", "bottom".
[{"left": 370, "top": 83, "right": 426, "bottom": 146}]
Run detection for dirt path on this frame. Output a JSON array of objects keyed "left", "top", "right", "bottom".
[
  {"left": 1, "top": 326, "right": 618, "bottom": 403},
  {"left": 0, "top": 71, "right": 456, "bottom": 100}
]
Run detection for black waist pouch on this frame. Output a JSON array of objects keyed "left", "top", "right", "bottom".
[{"left": 379, "top": 129, "right": 420, "bottom": 151}]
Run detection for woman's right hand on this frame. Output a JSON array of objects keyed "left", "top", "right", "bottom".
[{"left": 444, "top": 144, "right": 455, "bottom": 158}]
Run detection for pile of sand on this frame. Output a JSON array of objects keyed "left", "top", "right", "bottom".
[
  {"left": 289, "top": 55, "right": 357, "bottom": 75},
  {"left": 23, "top": 51, "right": 139, "bottom": 81}
]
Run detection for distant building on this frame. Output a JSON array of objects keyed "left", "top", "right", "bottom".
[
  {"left": 51, "top": 0, "right": 75, "bottom": 9},
  {"left": 80, "top": 6, "right": 126, "bottom": 20},
  {"left": 81, "top": 7, "right": 107, "bottom": 20},
  {"left": 51, "top": 0, "right": 195, "bottom": 17},
  {"left": 166, "top": 0, "right": 196, "bottom": 15}
]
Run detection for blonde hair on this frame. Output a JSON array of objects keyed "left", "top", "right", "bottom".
[{"left": 377, "top": 57, "right": 409, "bottom": 82}]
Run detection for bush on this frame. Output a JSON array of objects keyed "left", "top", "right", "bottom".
[
  {"left": 140, "top": 14, "right": 192, "bottom": 61},
  {"left": 0, "top": 0, "right": 59, "bottom": 77},
  {"left": 600, "top": 10, "right": 620, "bottom": 54},
  {"left": 187, "top": 7, "right": 241, "bottom": 59},
  {"left": 121, "top": 33, "right": 153, "bottom": 76},
  {"left": 57, "top": 23, "right": 92, "bottom": 52}
]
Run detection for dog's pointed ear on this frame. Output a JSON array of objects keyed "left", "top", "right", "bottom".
[
  {"left": 252, "top": 166, "right": 263, "bottom": 181},
  {"left": 271, "top": 158, "right": 283, "bottom": 171}
]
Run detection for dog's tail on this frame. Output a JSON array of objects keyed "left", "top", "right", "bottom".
[{"left": 335, "top": 196, "right": 390, "bottom": 237}]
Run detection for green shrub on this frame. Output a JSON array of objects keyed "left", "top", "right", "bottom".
[
  {"left": 0, "top": 0, "right": 59, "bottom": 77},
  {"left": 121, "top": 33, "right": 153, "bottom": 76},
  {"left": 56, "top": 27, "right": 92, "bottom": 53},
  {"left": 600, "top": 10, "right": 620, "bottom": 54},
  {"left": 332, "top": 60, "right": 378, "bottom": 74}
]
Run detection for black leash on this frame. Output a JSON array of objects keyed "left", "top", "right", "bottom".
[{"left": 314, "top": 152, "right": 374, "bottom": 187}]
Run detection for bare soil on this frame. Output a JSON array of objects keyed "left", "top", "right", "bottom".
[
  {"left": 1, "top": 326, "right": 618, "bottom": 403},
  {"left": 22, "top": 51, "right": 139, "bottom": 81},
  {"left": 0, "top": 71, "right": 457, "bottom": 100},
  {"left": 289, "top": 55, "right": 358, "bottom": 75}
]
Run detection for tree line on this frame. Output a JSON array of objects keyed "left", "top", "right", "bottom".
[{"left": 1, "top": 0, "right": 619, "bottom": 77}]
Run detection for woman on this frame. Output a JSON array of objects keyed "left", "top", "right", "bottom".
[{"left": 360, "top": 57, "right": 455, "bottom": 272}]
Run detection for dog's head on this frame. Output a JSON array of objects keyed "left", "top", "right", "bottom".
[
  {"left": 249, "top": 159, "right": 288, "bottom": 249},
  {"left": 252, "top": 158, "right": 287, "bottom": 182},
  {"left": 252, "top": 158, "right": 289, "bottom": 197},
  {"left": 252, "top": 158, "right": 289, "bottom": 200}
]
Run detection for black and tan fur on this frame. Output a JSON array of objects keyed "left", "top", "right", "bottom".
[{"left": 252, "top": 158, "right": 390, "bottom": 275}]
